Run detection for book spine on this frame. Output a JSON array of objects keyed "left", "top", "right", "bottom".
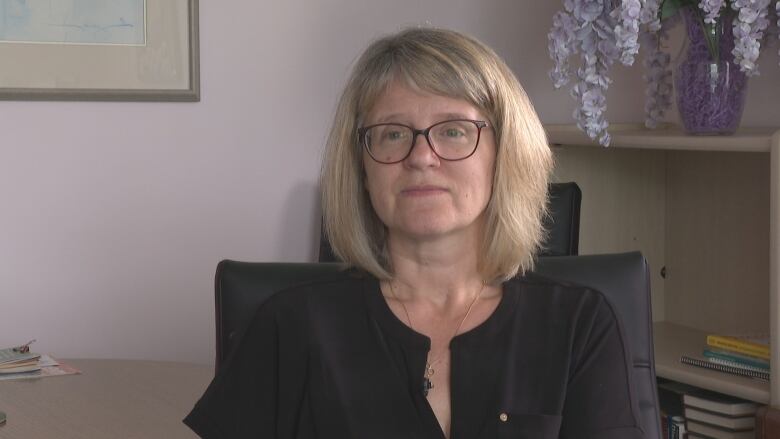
[
  {"left": 706, "top": 356, "right": 770, "bottom": 374},
  {"left": 680, "top": 355, "right": 770, "bottom": 380},
  {"left": 706, "top": 335, "right": 770, "bottom": 360},
  {"left": 661, "top": 413, "right": 669, "bottom": 438},
  {"left": 703, "top": 348, "right": 771, "bottom": 370},
  {"left": 670, "top": 415, "right": 685, "bottom": 439}
]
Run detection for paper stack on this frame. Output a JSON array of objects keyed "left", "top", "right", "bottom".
[
  {"left": 0, "top": 346, "right": 41, "bottom": 377},
  {"left": 0, "top": 343, "right": 80, "bottom": 381}
]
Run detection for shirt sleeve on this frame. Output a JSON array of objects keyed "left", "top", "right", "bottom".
[
  {"left": 558, "top": 292, "right": 646, "bottom": 439},
  {"left": 183, "top": 293, "right": 309, "bottom": 438}
]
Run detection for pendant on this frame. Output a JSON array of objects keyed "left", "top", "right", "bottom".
[
  {"left": 423, "top": 362, "right": 434, "bottom": 396},
  {"left": 423, "top": 377, "right": 434, "bottom": 396}
]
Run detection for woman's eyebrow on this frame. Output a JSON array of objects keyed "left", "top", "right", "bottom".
[
  {"left": 373, "top": 113, "right": 406, "bottom": 124},
  {"left": 434, "top": 112, "right": 476, "bottom": 120},
  {"left": 371, "top": 112, "right": 478, "bottom": 124}
]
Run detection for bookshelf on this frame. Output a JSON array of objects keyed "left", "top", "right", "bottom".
[{"left": 545, "top": 124, "right": 780, "bottom": 406}]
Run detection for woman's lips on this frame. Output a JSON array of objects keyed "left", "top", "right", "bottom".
[{"left": 401, "top": 186, "right": 448, "bottom": 196}]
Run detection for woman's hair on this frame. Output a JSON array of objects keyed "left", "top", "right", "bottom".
[{"left": 321, "top": 27, "right": 553, "bottom": 282}]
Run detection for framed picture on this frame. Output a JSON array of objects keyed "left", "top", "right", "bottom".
[{"left": 0, "top": 0, "right": 200, "bottom": 101}]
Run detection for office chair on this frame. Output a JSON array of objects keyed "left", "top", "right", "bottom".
[
  {"left": 213, "top": 252, "right": 660, "bottom": 438},
  {"left": 211, "top": 180, "right": 661, "bottom": 438}
]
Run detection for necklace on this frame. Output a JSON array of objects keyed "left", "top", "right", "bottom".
[{"left": 388, "top": 280, "right": 485, "bottom": 397}]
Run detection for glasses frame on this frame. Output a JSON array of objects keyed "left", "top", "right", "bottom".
[{"left": 358, "top": 119, "right": 489, "bottom": 164}]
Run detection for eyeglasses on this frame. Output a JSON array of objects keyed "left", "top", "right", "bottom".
[{"left": 358, "top": 119, "right": 489, "bottom": 164}]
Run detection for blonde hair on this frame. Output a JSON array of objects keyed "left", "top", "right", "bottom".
[{"left": 321, "top": 27, "right": 552, "bottom": 282}]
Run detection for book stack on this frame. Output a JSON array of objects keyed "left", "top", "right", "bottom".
[
  {"left": 683, "top": 390, "right": 759, "bottom": 439},
  {"left": 0, "top": 346, "right": 42, "bottom": 377},
  {"left": 680, "top": 333, "right": 770, "bottom": 381},
  {"left": 0, "top": 343, "right": 80, "bottom": 381}
]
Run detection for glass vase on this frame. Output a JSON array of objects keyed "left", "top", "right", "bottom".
[{"left": 674, "top": 7, "right": 748, "bottom": 135}]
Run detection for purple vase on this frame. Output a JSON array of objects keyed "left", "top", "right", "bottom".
[{"left": 674, "top": 7, "right": 748, "bottom": 135}]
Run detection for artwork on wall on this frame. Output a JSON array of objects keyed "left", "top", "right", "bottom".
[{"left": 0, "top": 0, "right": 199, "bottom": 101}]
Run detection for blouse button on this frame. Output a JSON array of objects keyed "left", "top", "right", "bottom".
[{"left": 499, "top": 412, "right": 508, "bottom": 422}]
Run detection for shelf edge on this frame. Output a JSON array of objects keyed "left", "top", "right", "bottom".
[{"left": 545, "top": 124, "right": 778, "bottom": 152}]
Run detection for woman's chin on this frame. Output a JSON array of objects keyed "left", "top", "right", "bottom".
[{"left": 390, "top": 220, "right": 474, "bottom": 242}]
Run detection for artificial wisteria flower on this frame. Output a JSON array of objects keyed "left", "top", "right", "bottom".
[
  {"left": 546, "top": 0, "right": 615, "bottom": 145},
  {"left": 776, "top": 0, "right": 780, "bottom": 63},
  {"left": 641, "top": 30, "right": 673, "bottom": 128},
  {"left": 641, "top": 0, "right": 664, "bottom": 31},
  {"left": 700, "top": 0, "right": 726, "bottom": 23},
  {"left": 612, "top": 0, "right": 643, "bottom": 65},
  {"left": 547, "top": 0, "right": 649, "bottom": 145},
  {"left": 548, "top": 11, "right": 578, "bottom": 88},
  {"left": 731, "top": 0, "right": 771, "bottom": 75},
  {"left": 549, "top": 0, "right": 779, "bottom": 145}
]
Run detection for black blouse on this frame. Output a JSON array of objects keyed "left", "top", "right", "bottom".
[{"left": 184, "top": 270, "right": 645, "bottom": 438}]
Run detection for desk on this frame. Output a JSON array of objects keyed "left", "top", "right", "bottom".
[{"left": 0, "top": 359, "right": 213, "bottom": 439}]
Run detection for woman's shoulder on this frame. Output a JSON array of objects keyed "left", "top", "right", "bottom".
[
  {"left": 505, "top": 271, "right": 608, "bottom": 305},
  {"left": 261, "top": 266, "right": 374, "bottom": 314},
  {"left": 502, "top": 272, "right": 627, "bottom": 356},
  {"left": 502, "top": 271, "right": 618, "bottom": 329}
]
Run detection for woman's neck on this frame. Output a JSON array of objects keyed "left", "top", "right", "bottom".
[{"left": 385, "top": 231, "right": 486, "bottom": 307}]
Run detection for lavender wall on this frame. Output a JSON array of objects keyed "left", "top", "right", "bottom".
[{"left": 1, "top": 0, "right": 778, "bottom": 364}]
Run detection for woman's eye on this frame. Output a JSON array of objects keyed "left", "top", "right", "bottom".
[
  {"left": 445, "top": 129, "right": 464, "bottom": 137},
  {"left": 383, "top": 130, "right": 406, "bottom": 141}
]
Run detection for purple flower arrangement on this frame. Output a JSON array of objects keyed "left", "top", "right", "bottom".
[{"left": 548, "top": 0, "right": 780, "bottom": 146}]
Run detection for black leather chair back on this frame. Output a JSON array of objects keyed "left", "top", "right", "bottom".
[
  {"left": 541, "top": 182, "right": 581, "bottom": 256},
  {"left": 318, "top": 182, "right": 581, "bottom": 262},
  {"left": 214, "top": 261, "right": 345, "bottom": 373},
  {"left": 533, "top": 252, "right": 660, "bottom": 439},
  {"left": 213, "top": 251, "right": 659, "bottom": 439}
]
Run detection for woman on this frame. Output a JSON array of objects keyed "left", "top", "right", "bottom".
[{"left": 185, "top": 28, "right": 644, "bottom": 438}]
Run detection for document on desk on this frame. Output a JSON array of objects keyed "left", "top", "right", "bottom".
[
  {"left": 0, "top": 355, "right": 80, "bottom": 381},
  {"left": 0, "top": 347, "right": 40, "bottom": 366},
  {"left": 0, "top": 347, "right": 42, "bottom": 374}
]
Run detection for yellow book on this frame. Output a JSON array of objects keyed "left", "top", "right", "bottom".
[{"left": 706, "top": 335, "right": 770, "bottom": 360}]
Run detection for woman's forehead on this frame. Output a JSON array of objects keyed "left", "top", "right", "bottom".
[{"left": 364, "top": 80, "right": 485, "bottom": 123}]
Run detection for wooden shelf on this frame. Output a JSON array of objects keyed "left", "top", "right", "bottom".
[
  {"left": 654, "top": 322, "right": 769, "bottom": 404},
  {"left": 545, "top": 123, "right": 780, "bottom": 405},
  {"left": 545, "top": 123, "right": 777, "bottom": 152}
]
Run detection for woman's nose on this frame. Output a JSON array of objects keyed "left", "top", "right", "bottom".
[{"left": 404, "top": 132, "right": 440, "bottom": 168}]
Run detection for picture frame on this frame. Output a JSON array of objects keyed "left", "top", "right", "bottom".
[{"left": 0, "top": 0, "right": 200, "bottom": 102}]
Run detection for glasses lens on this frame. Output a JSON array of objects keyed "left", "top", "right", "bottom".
[
  {"left": 429, "top": 120, "right": 480, "bottom": 160},
  {"left": 364, "top": 124, "right": 413, "bottom": 163}
]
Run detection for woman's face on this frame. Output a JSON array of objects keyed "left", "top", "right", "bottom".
[{"left": 362, "top": 81, "right": 497, "bottom": 243}]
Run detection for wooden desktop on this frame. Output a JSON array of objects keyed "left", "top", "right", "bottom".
[{"left": 0, "top": 359, "right": 212, "bottom": 439}]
